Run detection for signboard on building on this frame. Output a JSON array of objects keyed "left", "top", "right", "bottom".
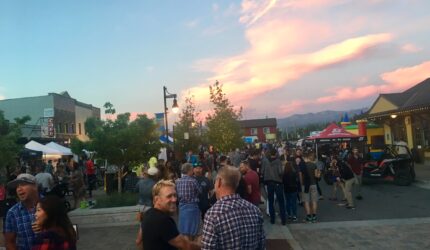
[
  {"left": 41, "top": 118, "right": 55, "bottom": 138},
  {"left": 44, "top": 108, "right": 54, "bottom": 118}
]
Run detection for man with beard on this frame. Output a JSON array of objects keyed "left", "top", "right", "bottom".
[
  {"left": 140, "top": 180, "right": 201, "bottom": 250},
  {"left": 193, "top": 163, "right": 213, "bottom": 219},
  {"left": 4, "top": 174, "right": 40, "bottom": 250}
]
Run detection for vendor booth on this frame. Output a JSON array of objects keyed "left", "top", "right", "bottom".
[
  {"left": 25, "top": 140, "right": 64, "bottom": 156},
  {"left": 306, "top": 123, "right": 367, "bottom": 158},
  {"left": 45, "top": 142, "right": 73, "bottom": 156}
]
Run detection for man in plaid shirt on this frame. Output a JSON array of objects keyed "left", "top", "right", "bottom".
[
  {"left": 202, "top": 166, "right": 265, "bottom": 250},
  {"left": 176, "top": 163, "right": 202, "bottom": 240},
  {"left": 4, "top": 174, "right": 40, "bottom": 250}
]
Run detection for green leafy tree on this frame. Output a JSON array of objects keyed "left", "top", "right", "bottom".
[
  {"left": 173, "top": 96, "right": 204, "bottom": 159},
  {"left": 0, "top": 111, "right": 30, "bottom": 178},
  {"left": 73, "top": 109, "right": 161, "bottom": 193},
  {"left": 206, "top": 81, "right": 243, "bottom": 153},
  {"left": 103, "top": 101, "right": 116, "bottom": 120}
]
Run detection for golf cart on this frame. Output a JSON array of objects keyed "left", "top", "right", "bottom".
[{"left": 363, "top": 144, "right": 415, "bottom": 186}]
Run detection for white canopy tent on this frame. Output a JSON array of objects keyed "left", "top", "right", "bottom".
[
  {"left": 25, "top": 140, "right": 64, "bottom": 155},
  {"left": 45, "top": 142, "right": 73, "bottom": 155}
]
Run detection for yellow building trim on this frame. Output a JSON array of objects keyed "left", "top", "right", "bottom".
[
  {"left": 405, "top": 116, "right": 414, "bottom": 149},
  {"left": 369, "top": 96, "right": 398, "bottom": 114},
  {"left": 384, "top": 124, "right": 392, "bottom": 144}
]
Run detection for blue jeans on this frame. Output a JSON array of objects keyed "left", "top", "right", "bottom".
[
  {"left": 285, "top": 192, "right": 297, "bottom": 217},
  {"left": 266, "top": 182, "right": 286, "bottom": 223}
]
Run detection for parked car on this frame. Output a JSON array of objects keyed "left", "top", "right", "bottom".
[{"left": 363, "top": 145, "right": 415, "bottom": 186}]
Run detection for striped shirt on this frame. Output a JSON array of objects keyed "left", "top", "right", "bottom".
[{"left": 202, "top": 193, "right": 265, "bottom": 250}]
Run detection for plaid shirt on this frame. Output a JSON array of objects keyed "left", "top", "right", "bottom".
[
  {"left": 202, "top": 194, "right": 265, "bottom": 250},
  {"left": 176, "top": 175, "right": 201, "bottom": 204},
  {"left": 4, "top": 202, "right": 36, "bottom": 250}
]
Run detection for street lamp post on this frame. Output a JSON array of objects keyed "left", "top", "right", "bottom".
[{"left": 163, "top": 86, "right": 179, "bottom": 144}]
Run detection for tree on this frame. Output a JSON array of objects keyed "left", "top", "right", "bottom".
[
  {"left": 206, "top": 81, "right": 243, "bottom": 153},
  {"left": 103, "top": 101, "right": 116, "bottom": 120},
  {"left": 0, "top": 111, "right": 30, "bottom": 178},
  {"left": 173, "top": 96, "right": 204, "bottom": 159},
  {"left": 73, "top": 109, "right": 162, "bottom": 193}
]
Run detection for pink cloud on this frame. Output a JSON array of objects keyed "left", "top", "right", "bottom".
[
  {"left": 240, "top": 0, "right": 277, "bottom": 25},
  {"left": 278, "top": 0, "right": 341, "bottom": 9},
  {"left": 184, "top": 32, "right": 393, "bottom": 109},
  {"left": 401, "top": 43, "right": 421, "bottom": 53},
  {"left": 182, "top": 0, "right": 428, "bottom": 118},
  {"left": 279, "top": 60, "right": 430, "bottom": 114},
  {"left": 101, "top": 112, "right": 155, "bottom": 121},
  {"left": 381, "top": 61, "right": 430, "bottom": 90}
]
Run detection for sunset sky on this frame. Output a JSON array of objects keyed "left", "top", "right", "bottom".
[{"left": 1, "top": 0, "right": 430, "bottom": 123}]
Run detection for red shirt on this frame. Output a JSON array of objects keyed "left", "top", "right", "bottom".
[
  {"left": 243, "top": 169, "right": 261, "bottom": 205},
  {"left": 347, "top": 155, "right": 363, "bottom": 175},
  {"left": 85, "top": 160, "right": 95, "bottom": 175}
]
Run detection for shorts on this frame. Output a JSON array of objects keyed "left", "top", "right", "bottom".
[{"left": 302, "top": 185, "right": 319, "bottom": 203}]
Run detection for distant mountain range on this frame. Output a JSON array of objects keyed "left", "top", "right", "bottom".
[{"left": 277, "top": 108, "right": 368, "bottom": 131}]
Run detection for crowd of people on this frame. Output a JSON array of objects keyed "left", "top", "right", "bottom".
[
  {"left": 2, "top": 155, "right": 99, "bottom": 249},
  {"left": 1, "top": 140, "right": 365, "bottom": 249},
  {"left": 131, "top": 141, "right": 364, "bottom": 249}
]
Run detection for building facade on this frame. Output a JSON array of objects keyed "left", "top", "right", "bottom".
[
  {"left": 238, "top": 118, "right": 277, "bottom": 143},
  {"left": 0, "top": 91, "right": 100, "bottom": 143},
  {"left": 365, "top": 78, "right": 430, "bottom": 163}
]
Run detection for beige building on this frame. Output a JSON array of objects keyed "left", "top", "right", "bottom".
[
  {"left": 0, "top": 91, "right": 100, "bottom": 143},
  {"left": 366, "top": 78, "right": 430, "bottom": 162}
]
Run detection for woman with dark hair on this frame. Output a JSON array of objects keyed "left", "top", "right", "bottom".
[
  {"left": 32, "top": 195, "right": 77, "bottom": 250},
  {"left": 283, "top": 161, "right": 298, "bottom": 222}
]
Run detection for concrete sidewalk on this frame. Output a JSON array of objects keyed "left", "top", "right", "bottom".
[
  {"left": 413, "top": 163, "right": 430, "bottom": 189},
  {"left": 74, "top": 216, "right": 430, "bottom": 250}
]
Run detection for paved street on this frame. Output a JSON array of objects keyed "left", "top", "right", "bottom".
[
  {"left": 3, "top": 165, "right": 430, "bottom": 249},
  {"left": 75, "top": 175, "right": 430, "bottom": 250},
  {"left": 290, "top": 218, "right": 430, "bottom": 250}
]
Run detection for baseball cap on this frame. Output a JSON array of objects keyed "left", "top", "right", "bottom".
[{"left": 7, "top": 173, "right": 37, "bottom": 189}]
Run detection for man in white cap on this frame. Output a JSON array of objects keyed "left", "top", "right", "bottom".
[
  {"left": 135, "top": 166, "right": 159, "bottom": 247},
  {"left": 4, "top": 173, "right": 40, "bottom": 250}
]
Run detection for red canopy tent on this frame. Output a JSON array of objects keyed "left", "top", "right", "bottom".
[
  {"left": 307, "top": 123, "right": 366, "bottom": 143},
  {"left": 306, "top": 123, "right": 367, "bottom": 159}
]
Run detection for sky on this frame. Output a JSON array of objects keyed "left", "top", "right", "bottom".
[{"left": 1, "top": 0, "right": 430, "bottom": 123}]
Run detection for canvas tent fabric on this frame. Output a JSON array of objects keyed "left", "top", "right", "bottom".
[
  {"left": 25, "top": 140, "right": 64, "bottom": 155},
  {"left": 45, "top": 142, "right": 73, "bottom": 155},
  {"left": 20, "top": 148, "right": 43, "bottom": 159},
  {"left": 307, "top": 123, "right": 366, "bottom": 142},
  {"left": 159, "top": 135, "right": 173, "bottom": 144}
]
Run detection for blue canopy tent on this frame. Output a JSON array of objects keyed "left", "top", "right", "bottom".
[{"left": 159, "top": 135, "right": 174, "bottom": 144}]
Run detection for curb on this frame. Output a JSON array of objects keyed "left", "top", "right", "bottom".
[
  {"left": 69, "top": 205, "right": 140, "bottom": 228},
  {"left": 288, "top": 217, "right": 430, "bottom": 230}
]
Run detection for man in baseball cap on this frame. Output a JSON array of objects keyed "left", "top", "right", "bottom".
[{"left": 4, "top": 173, "right": 40, "bottom": 250}]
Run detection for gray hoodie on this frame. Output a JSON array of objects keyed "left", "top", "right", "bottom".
[{"left": 262, "top": 156, "right": 284, "bottom": 183}]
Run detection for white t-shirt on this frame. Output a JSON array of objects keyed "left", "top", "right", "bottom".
[
  {"left": 394, "top": 141, "right": 408, "bottom": 155},
  {"left": 35, "top": 172, "right": 54, "bottom": 191}
]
